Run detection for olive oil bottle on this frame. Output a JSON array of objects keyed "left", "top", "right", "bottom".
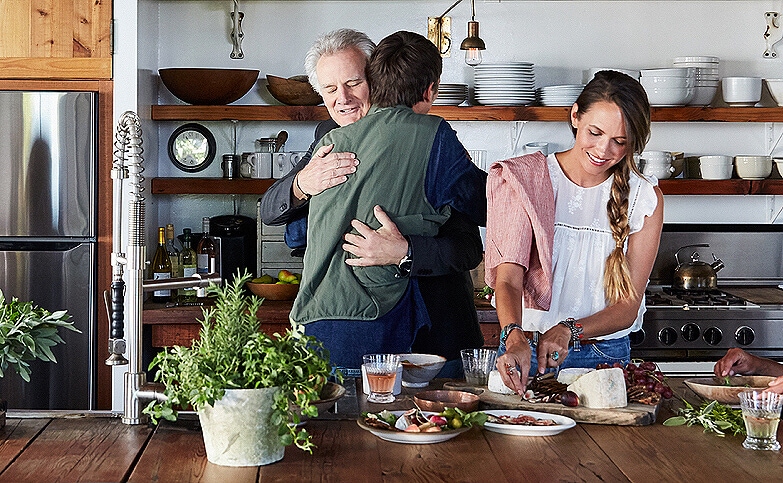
[
  {"left": 179, "top": 228, "right": 198, "bottom": 302},
  {"left": 150, "top": 227, "right": 172, "bottom": 302}
]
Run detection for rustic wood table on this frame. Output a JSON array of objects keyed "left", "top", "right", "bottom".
[{"left": 2, "top": 379, "right": 782, "bottom": 482}]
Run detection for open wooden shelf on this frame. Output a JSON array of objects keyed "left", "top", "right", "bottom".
[
  {"left": 151, "top": 104, "right": 783, "bottom": 123},
  {"left": 151, "top": 177, "right": 276, "bottom": 195},
  {"left": 658, "top": 178, "right": 783, "bottom": 195}
]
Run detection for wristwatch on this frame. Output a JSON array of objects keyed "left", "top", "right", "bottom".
[
  {"left": 558, "top": 318, "right": 584, "bottom": 352},
  {"left": 396, "top": 238, "right": 413, "bottom": 278}
]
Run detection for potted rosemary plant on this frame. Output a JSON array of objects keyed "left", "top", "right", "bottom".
[
  {"left": 144, "top": 272, "right": 334, "bottom": 467},
  {"left": 0, "top": 289, "right": 78, "bottom": 427}
]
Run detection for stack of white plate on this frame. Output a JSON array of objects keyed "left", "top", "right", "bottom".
[
  {"left": 537, "top": 84, "right": 584, "bottom": 106},
  {"left": 673, "top": 56, "right": 720, "bottom": 106},
  {"left": 434, "top": 83, "right": 469, "bottom": 106},
  {"left": 473, "top": 62, "right": 536, "bottom": 106}
]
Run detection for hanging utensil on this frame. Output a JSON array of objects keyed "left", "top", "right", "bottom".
[{"left": 274, "top": 130, "right": 288, "bottom": 152}]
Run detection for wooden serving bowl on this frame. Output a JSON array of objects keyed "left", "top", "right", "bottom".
[
  {"left": 266, "top": 74, "right": 323, "bottom": 106},
  {"left": 246, "top": 281, "right": 299, "bottom": 301},
  {"left": 159, "top": 68, "right": 259, "bottom": 105},
  {"left": 413, "top": 390, "right": 480, "bottom": 413},
  {"left": 684, "top": 375, "right": 776, "bottom": 404}
]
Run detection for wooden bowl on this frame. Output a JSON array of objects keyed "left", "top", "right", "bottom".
[
  {"left": 246, "top": 281, "right": 299, "bottom": 301},
  {"left": 159, "top": 68, "right": 259, "bottom": 105},
  {"left": 413, "top": 390, "right": 480, "bottom": 413},
  {"left": 266, "top": 74, "right": 323, "bottom": 106},
  {"left": 684, "top": 375, "right": 776, "bottom": 404}
]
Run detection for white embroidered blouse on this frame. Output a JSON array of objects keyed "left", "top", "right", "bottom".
[{"left": 521, "top": 153, "right": 659, "bottom": 340}]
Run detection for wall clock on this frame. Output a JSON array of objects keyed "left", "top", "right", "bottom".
[{"left": 167, "top": 123, "right": 216, "bottom": 172}]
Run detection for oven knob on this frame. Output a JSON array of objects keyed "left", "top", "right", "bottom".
[
  {"left": 681, "top": 323, "right": 700, "bottom": 342},
  {"left": 629, "top": 329, "right": 645, "bottom": 346},
  {"left": 658, "top": 327, "right": 677, "bottom": 346},
  {"left": 703, "top": 327, "right": 723, "bottom": 346},
  {"left": 735, "top": 326, "right": 755, "bottom": 346}
]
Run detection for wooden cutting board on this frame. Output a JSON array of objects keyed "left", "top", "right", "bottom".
[{"left": 443, "top": 382, "right": 659, "bottom": 426}]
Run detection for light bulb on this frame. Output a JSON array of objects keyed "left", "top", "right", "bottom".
[{"left": 465, "top": 48, "right": 482, "bottom": 66}]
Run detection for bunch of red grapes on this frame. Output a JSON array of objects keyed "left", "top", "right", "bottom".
[{"left": 597, "top": 360, "right": 674, "bottom": 399}]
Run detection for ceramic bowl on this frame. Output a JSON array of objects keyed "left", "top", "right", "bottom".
[
  {"left": 413, "top": 390, "right": 480, "bottom": 412},
  {"left": 294, "top": 381, "right": 346, "bottom": 422},
  {"left": 699, "top": 155, "right": 733, "bottom": 180},
  {"left": 265, "top": 74, "right": 323, "bottom": 106},
  {"left": 765, "top": 79, "right": 783, "bottom": 106},
  {"left": 722, "top": 77, "right": 762, "bottom": 106},
  {"left": 688, "top": 85, "right": 718, "bottom": 106},
  {"left": 734, "top": 155, "right": 772, "bottom": 180},
  {"left": 640, "top": 75, "right": 694, "bottom": 89},
  {"left": 246, "top": 281, "right": 299, "bottom": 300},
  {"left": 644, "top": 86, "right": 695, "bottom": 106},
  {"left": 399, "top": 353, "right": 447, "bottom": 387},
  {"left": 774, "top": 158, "right": 783, "bottom": 178},
  {"left": 640, "top": 67, "right": 693, "bottom": 78},
  {"left": 159, "top": 68, "right": 259, "bottom": 105},
  {"left": 684, "top": 376, "right": 775, "bottom": 404}
]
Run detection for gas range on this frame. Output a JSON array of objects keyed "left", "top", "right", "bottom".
[{"left": 631, "top": 285, "right": 783, "bottom": 362}]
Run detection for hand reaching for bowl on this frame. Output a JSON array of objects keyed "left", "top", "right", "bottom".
[{"left": 293, "top": 144, "right": 359, "bottom": 201}]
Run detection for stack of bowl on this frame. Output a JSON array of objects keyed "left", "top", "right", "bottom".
[
  {"left": 698, "top": 155, "right": 733, "bottom": 180},
  {"left": 639, "top": 68, "right": 695, "bottom": 106},
  {"left": 672, "top": 56, "right": 720, "bottom": 106},
  {"left": 638, "top": 151, "right": 675, "bottom": 179}
]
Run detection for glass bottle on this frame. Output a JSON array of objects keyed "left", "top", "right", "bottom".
[
  {"left": 179, "top": 228, "right": 198, "bottom": 302},
  {"left": 165, "top": 223, "right": 181, "bottom": 279},
  {"left": 150, "top": 226, "right": 172, "bottom": 303},
  {"left": 196, "top": 217, "right": 217, "bottom": 298}
]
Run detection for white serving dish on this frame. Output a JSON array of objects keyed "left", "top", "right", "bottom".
[
  {"left": 356, "top": 411, "right": 471, "bottom": 444},
  {"left": 688, "top": 85, "right": 718, "bottom": 106},
  {"left": 699, "top": 155, "right": 734, "bottom": 180},
  {"left": 398, "top": 353, "right": 446, "bottom": 388},
  {"left": 483, "top": 410, "right": 576, "bottom": 436}
]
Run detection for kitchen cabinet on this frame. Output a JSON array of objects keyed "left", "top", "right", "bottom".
[{"left": 0, "top": 0, "right": 112, "bottom": 79}]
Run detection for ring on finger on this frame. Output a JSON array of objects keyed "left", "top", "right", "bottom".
[
  {"left": 551, "top": 351, "right": 560, "bottom": 362},
  {"left": 506, "top": 366, "right": 516, "bottom": 375}
]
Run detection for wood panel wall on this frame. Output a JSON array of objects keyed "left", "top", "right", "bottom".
[{"left": 0, "top": 0, "right": 112, "bottom": 79}]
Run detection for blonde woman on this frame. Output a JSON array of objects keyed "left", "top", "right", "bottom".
[{"left": 487, "top": 71, "right": 664, "bottom": 394}]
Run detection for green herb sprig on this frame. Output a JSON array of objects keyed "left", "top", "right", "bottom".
[
  {"left": 0, "top": 289, "right": 79, "bottom": 382},
  {"left": 145, "top": 272, "right": 337, "bottom": 453},
  {"left": 663, "top": 399, "right": 745, "bottom": 437}
]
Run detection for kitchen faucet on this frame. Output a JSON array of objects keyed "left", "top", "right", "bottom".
[{"left": 107, "top": 111, "right": 219, "bottom": 425}]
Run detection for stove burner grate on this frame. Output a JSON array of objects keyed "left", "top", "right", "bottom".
[{"left": 646, "top": 287, "right": 750, "bottom": 307}]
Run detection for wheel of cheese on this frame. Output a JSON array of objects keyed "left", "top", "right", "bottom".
[
  {"left": 566, "top": 367, "right": 627, "bottom": 408},
  {"left": 487, "top": 370, "right": 515, "bottom": 395}
]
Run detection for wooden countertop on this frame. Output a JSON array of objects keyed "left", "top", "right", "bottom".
[{"left": 2, "top": 379, "right": 781, "bottom": 482}]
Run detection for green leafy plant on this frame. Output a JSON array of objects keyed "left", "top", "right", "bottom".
[
  {"left": 0, "top": 289, "right": 78, "bottom": 382},
  {"left": 663, "top": 399, "right": 745, "bottom": 437},
  {"left": 144, "top": 272, "right": 336, "bottom": 452}
]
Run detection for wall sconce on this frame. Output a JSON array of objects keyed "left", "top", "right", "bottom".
[
  {"left": 230, "top": 0, "right": 244, "bottom": 59},
  {"left": 427, "top": 0, "right": 486, "bottom": 65},
  {"left": 460, "top": 0, "right": 485, "bottom": 66}
]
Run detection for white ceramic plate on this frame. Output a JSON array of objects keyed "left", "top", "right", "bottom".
[
  {"left": 482, "top": 410, "right": 576, "bottom": 436},
  {"left": 357, "top": 411, "right": 470, "bottom": 444}
]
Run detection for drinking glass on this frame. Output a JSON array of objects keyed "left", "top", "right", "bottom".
[
  {"left": 460, "top": 348, "right": 497, "bottom": 386},
  {"left": 362, "top": 354, "right": 401, "bottom": 403},
  {"left": 739, "top": 390, "right": 783, "bottom": 451}
]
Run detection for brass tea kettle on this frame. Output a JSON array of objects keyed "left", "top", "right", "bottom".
[{"left": 673, "top": 244, "right": 725, "bottom": 290}]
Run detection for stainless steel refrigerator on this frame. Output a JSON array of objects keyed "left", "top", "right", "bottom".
[{"left": 0, "top": 91, "right": 96, "bottom": 410}]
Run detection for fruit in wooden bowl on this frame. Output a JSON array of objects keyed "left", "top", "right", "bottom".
[
  {"left": 246, "top": 271, "right": 301, "bottom": 301},
  {"left": 684, "top": 375, "right": 776, "bottom": 405},
  {"left": 413, "top": 390, "right": 480, "bottom": 413},
  {"left": 266, "top": 74, "right": 323, "bottom": 106},
  {"left": 159, "top": 68, "right": 259, "bottom": 105}
]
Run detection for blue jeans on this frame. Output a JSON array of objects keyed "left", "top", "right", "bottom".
[{"left": 498, "top": 336, "right": 630, "bottom": 376}]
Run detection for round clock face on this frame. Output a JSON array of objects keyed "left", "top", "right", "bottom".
[{"left": 168, "top": 123, "right": 216, "bottom": 172}]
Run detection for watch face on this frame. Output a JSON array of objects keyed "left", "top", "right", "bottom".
[{"left": 168, "top": 123, "right": 216, "bottom": 172}]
